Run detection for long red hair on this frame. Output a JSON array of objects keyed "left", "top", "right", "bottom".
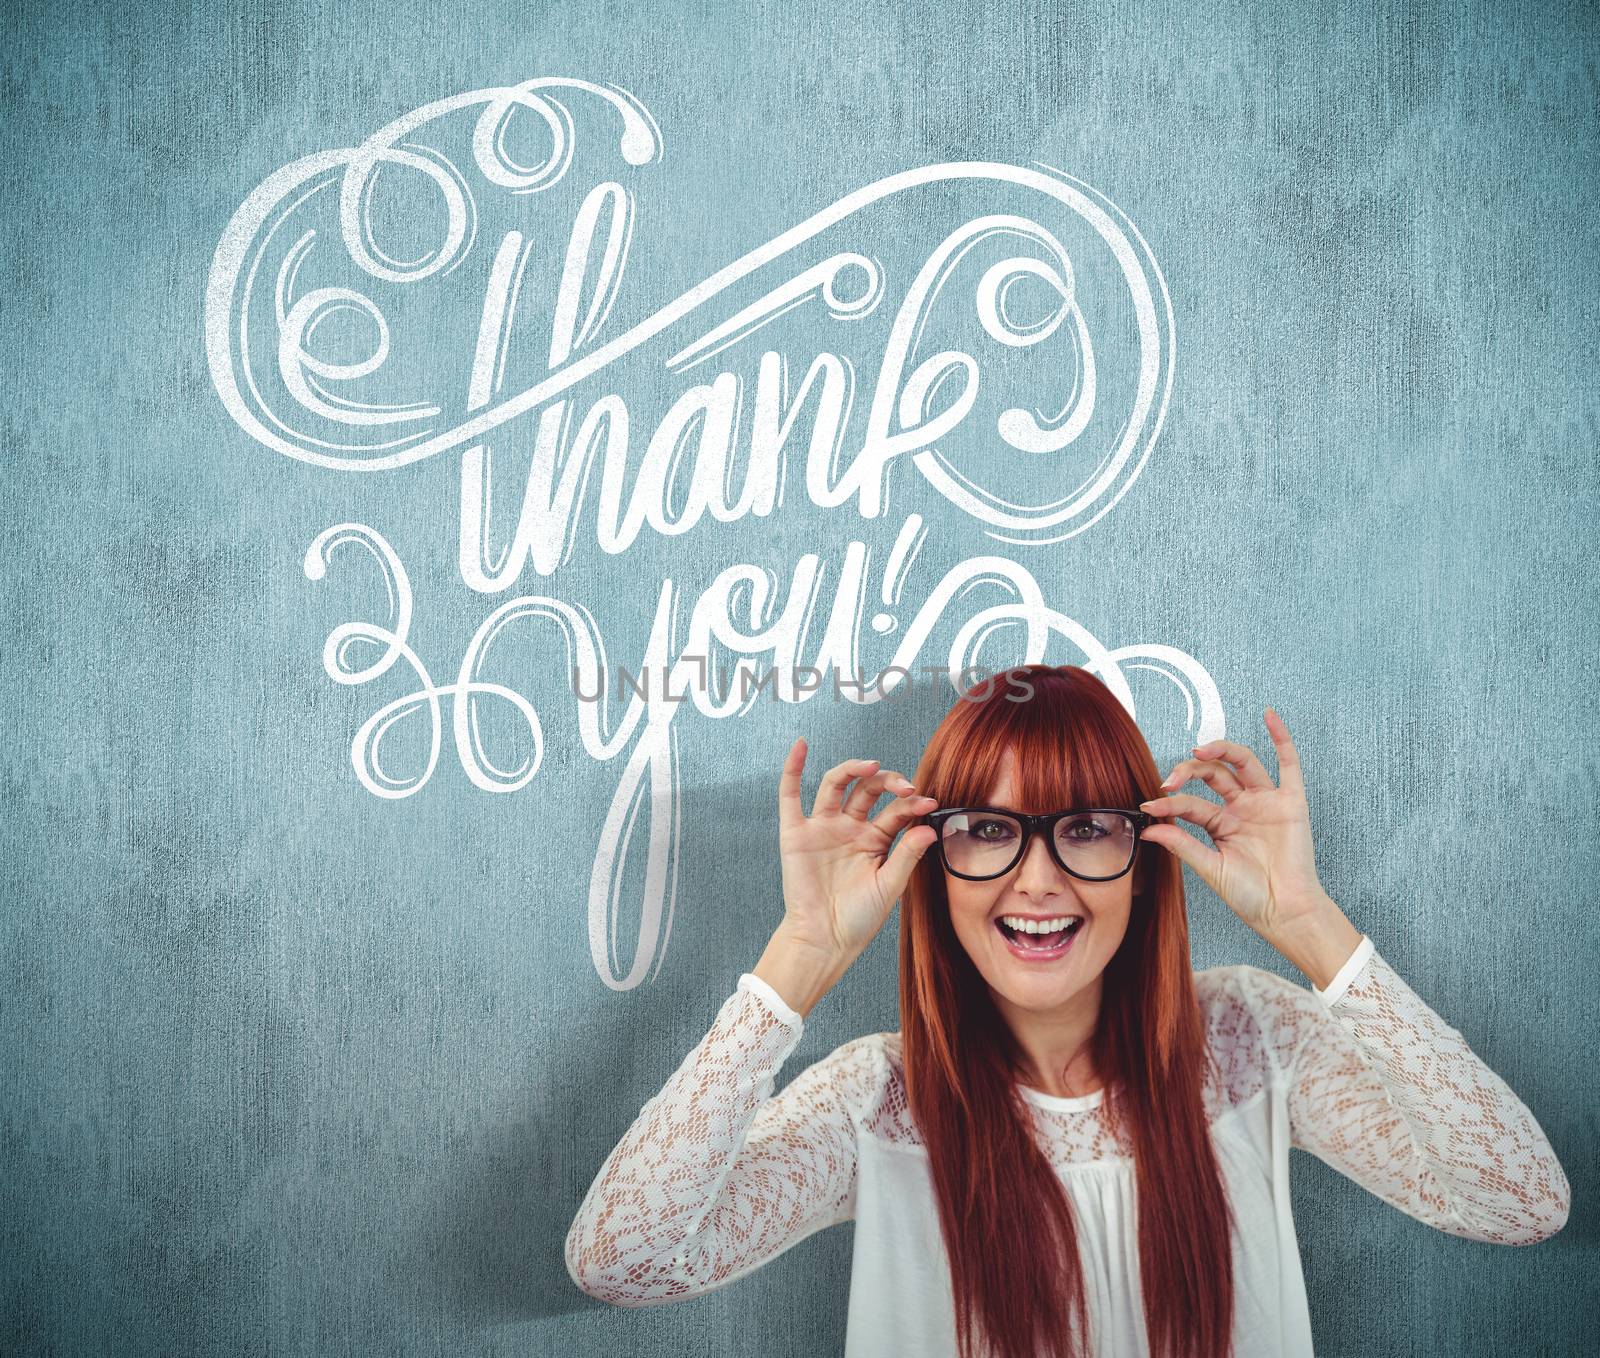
[{"left": 898, "top": 664, "right": 1236, "bottom": 1358}]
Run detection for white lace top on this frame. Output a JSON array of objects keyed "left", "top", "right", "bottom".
[{"left": 565, "top": 935, "right": 1569, "bottom": 1356}]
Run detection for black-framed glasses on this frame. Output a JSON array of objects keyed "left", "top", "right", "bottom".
[{"left": 920, "top": 806, "right": 1154, "bottom": 882}]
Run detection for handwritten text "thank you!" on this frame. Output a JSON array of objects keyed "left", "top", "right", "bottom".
[{"left": 204, "top": 77, "right": 1221, "bottom": 988}]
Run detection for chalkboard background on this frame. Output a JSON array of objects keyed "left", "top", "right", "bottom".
[{"left": 5, "top": 1, "right": 1595, "bottom": 1354}]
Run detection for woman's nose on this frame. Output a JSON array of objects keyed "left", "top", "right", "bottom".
[{"left": 1013, "top": 831, "right": 1071, "bottom": 894}]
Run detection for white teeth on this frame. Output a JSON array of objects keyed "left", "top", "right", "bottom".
[{"left": 1000, "top": 915, "right": 1081, "bottom": 935}]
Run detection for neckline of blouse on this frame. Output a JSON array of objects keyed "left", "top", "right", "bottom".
[{"left": 1017, "top": 1082, "right": 1105, "bottom": 1112}]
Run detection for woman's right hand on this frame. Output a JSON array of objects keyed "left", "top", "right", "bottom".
[{"left": 772, "top": 736, "right": 940, "bottom": 966}]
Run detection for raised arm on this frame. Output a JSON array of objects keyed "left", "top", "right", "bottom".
[
  {"left": 566, "top": 738, "right": 937, "bottom": 1304},
  {"left": 564, "top": 973, "right": 882, "bottom": 1305},
  {"left": 1246, "top": 936, "right": 1571, "bottom": 1245}
]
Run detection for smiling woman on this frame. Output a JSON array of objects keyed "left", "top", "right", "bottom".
[
  {"left": 886, "top": 666, "right": 1237, "bottom": 1358},
  {"left": 563, "top": 664, "right": 1571, "bottom": 1358}
]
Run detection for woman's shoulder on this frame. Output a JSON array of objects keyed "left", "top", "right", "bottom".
[
  {"left": 1195, "top": 956, "right": 1321, "bottom": 1007},
  {"left": 1191, "top": 960, "right": 1322, "bottom": 1103},
  {"left": 798, "top": 1028, "right": 923, "bottom": 1147},
  {"left": 1194, "top": 958, "right": 1324, "bottom": 1029},
  {"left": 790, "top": 1027, "right": 899, "bottom": 1093}
]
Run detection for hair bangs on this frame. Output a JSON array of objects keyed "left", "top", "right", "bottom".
[{"left": 933, "top": 672, "right": 1144, "bottom": 815}]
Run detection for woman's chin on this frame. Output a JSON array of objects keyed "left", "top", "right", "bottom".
[
  {"left": 980, "top": 956, "right": 1096, "bottom": 1010},
  {"left": 994, "top": 976, "right": 1091, "bottom": 1012}
]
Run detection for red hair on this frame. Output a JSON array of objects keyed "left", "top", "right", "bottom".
[{"left": 898, "top": 664, "right": 1236, "bottom": 1358}]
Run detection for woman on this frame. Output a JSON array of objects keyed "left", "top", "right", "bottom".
[{"left": 565, "top": 665, "right": 1570, "bottom": 1358}]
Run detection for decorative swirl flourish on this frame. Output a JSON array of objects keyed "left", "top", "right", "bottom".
[
  {"left": 302, "top": 523, "right": 550, "bottom": 798},
  {"left": 207, "top": 79, "right": 662, "bottom": 467}
]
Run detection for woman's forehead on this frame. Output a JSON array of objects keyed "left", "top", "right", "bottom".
[
  {"left": 975, "top": 746, "right": 1101, "bottom": 808},
  {"left": 980, "top": 748, "right": 1038, "bottom": 804},
  {"left": 981, "top": 749, "right": 1020, "bottom": 802}
]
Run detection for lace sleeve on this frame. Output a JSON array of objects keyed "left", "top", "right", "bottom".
[
  {"left": 564, "top": 973, "right": 881, "bottom": 1306},
  {"left": 1244, "top": 935, "right": 1571, "bottom": 1246}
]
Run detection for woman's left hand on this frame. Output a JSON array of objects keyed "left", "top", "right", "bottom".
[{"left": 1138, "top": 708, "right": 1334, "bottom": 940}]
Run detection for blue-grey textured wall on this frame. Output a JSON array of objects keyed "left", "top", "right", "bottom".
[{"left": 4, "top": 0, "right": 1595, "bottom": 1353}]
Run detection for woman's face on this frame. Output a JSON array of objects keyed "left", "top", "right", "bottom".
[{"left": 942, "top": 749, "right": 1138, "bottom": 1017}]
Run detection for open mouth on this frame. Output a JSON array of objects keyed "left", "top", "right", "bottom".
[{"left": 993, "top": 915, "right": 1084, "bottom": 961}]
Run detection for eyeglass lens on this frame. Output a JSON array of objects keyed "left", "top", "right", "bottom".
[{"left": 937, "top": 811, "right": 1138, "bottom": 880}]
